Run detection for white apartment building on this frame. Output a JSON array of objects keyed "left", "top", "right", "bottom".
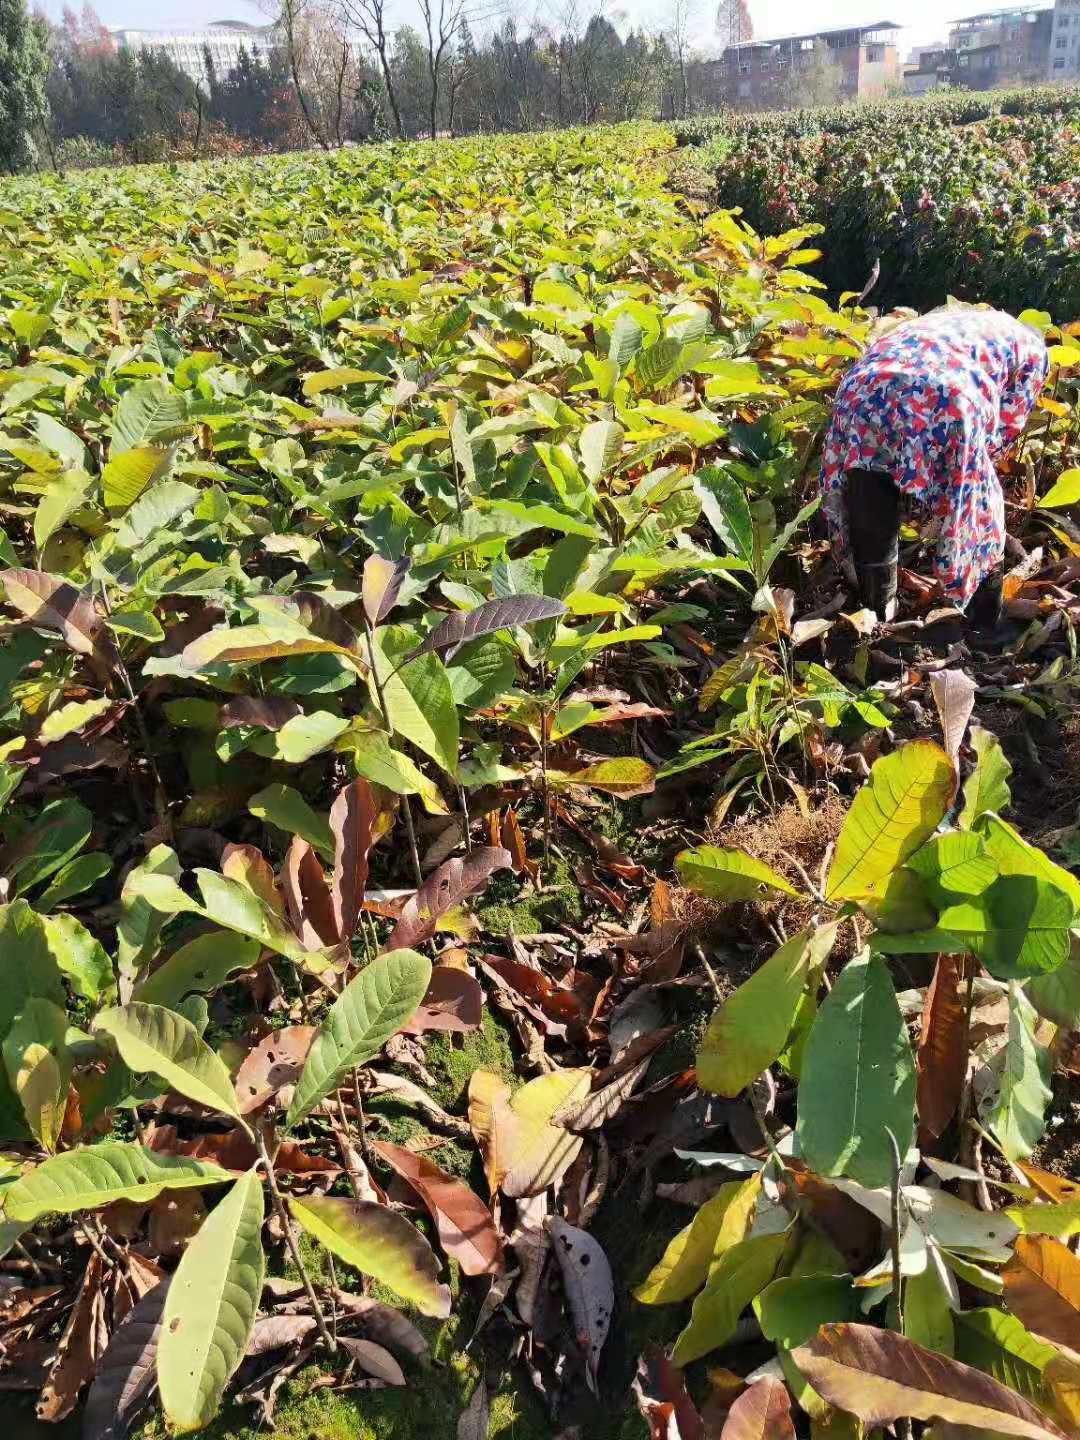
[
  {"left": 1048, "top": 0, "right": 1080, "bottom": 78},
  {"left": 111, "top": 19, "right": 277, "bottom": 86}
]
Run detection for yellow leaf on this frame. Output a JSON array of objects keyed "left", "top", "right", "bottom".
[
  {"left": 826, "top": 740, "right": 955, "bottom": 902},
  {"left": 635, "top": 1173, "right": 762, "bottom": 1304}
]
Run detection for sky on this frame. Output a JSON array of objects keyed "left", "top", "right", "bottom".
[{"left": 33, "top": 0, "right": 999, "bottom": 61}]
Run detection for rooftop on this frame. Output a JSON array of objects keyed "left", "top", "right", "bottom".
[
  {"left": 950, "top": 5, "right": 1051, "bottom": 22},
  {"left": 725, "top": 20, "right": 900, "bottom": 51}
]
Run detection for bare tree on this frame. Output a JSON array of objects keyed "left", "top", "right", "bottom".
[
  {"left": 716, "top": 0, "right": 752, "bottom": 50},
  {"left": 275, "top": 0, "right": 331, "bottom": 148},
  {"left": 668, "top": 0, "right": 694, "bottom": 118},
  {"left": 419, "top": 0, "right": 467, "bottom": 138},
  {"left": 337, "top": 0, "right": 404, "bottom": 137}
]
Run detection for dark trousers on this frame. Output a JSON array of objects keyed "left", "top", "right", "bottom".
[{"left": 844, "top": 468, "right": 1003, "bottom": 624}]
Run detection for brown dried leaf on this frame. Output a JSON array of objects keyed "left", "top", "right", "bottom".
[
  {"left": 219, "top": 697, "right": 302, "bottom": 730},
  {"left": 383, "top": 847, "right": 512, "bottom": 953},
  {"left": 402, "top": 965, "right": 484, "bottom": 1035},
  {"left": 147, "top": 1189, "right": 206, "bottom": 1257},
  {"left": 0, "top": 568, "right": 117, "bottom": 671},
  {"left": 283, "top": 836, "right": 338, "bottom": 948},
  {"left": 330, "top": 778, "right": 377, "bottom": 943},
  {"left": 1002, "top": 1234, "right": 1080, "bottom": 1349},
  {"left": 719, "top": 1378, "right": 795, "bottom": 1440},
  {"left": 928, "top": 668, "right": 977, "bottom": 764},
  {"left": 791, "top": 1323, "right": 1072, "bottom": 1440},
  {"left": 370, "top": 1141, "right": 502, "bottom": 1276},
  {"left": 82, "top": 1278, "right": 167, "bottom": 1440},
  {"left": 338, "top": 1335, "right": 406, "bottom": 1385},
  {"left": 362, "top": 554, "right": 410, "bottom": 626},
  {"left": 477, "top": 953, "right": 585, "bottom": 1035},
  {"left": 234, "top": 1026, "right": 316, "bottom": 1114},
  {"left": 632, "top": 1342, "right": 706, "bottom": 1440},
  {"left": 916, "top": 953, "right": 968, "bottom": 1147},
  {"left": 458, "top": 1377, "right": 490, "bottom": 1440},
  {"left": 246, "top": 1314, "right": 317, "bottom": 1357},
  {"left": 37, "top": 1253, "right": 109, "bottom": 1421},
  {"left": 332, "top": 1291, "right": 430, "bottom": 1362}
]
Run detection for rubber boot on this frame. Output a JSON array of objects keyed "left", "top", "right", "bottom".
[
  {"left": 966, "top": 566, "right": 1004, "bottom": 628},
  {"left": 845, "top": 468, "right": 900, "bottom": 621},
  {"left": 966, "top": 565, "right": 1015, "bottom": 648}
]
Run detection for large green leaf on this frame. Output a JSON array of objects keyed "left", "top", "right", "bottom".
[
  {"left": 34, "top": 467, "right": 94, "bottom": 549},
  {"left": 248, "top": 785, "right": 333, "bottom": 858},
  {"left": 694, "top": 465, "right": 754, "bottom": 564},
  {"left": 825, "top": 741, "right": 955, "bottom": 902},
  {"left": 4, "top": 1141, "right": 231, "bottom": 1222},
  {"left": 1026, "top": 934, "right": 1080, "bottom": 1027},
  {"left": 93, "top": 1002, "right": 246, "bottom": 1125},
  {"left": 796, "top": 950, "right": 916, "bottom": 1186},
  {"left": 980, "top": 814, "right": 1080, "bottom": 912},
  {"left": 134, "top": 932, "right": 262, "bottom": 1009},
  {"left": 634, "top": 1176, "right": 760, "bottom": 1304},
  {"left": 671, "top": 1231, "right": 790, "bottom": 1366},
  {"left": 286, "top": 950, "right": 432, "bottom": 1128},
  {"left": 2, "top": 997, "right": 70, "bottom": 1151},
  {"left": 102, "top": 445, "right": 173, "bottom": 511},
  {"left": 0, "top": 900, "right": 66, "bottom": 1036},
  {"left": 158, "top": 1168, "right": 265, "bottom": 1431},
  {"left": 117, "top": 844, "right": 182, "bottom": 982},
  {"left": 194, "top": 871, "right": 313, "bottom": 964},
  {"left": 111, "top": 380, "right": 190, "bottom": 453},
  {"left": 874, "top": 874, "right": 1073, "bottom": 980},
  {"left": 289, "top": 1194, "right": 450, "bottom": 1317},
  {"left": 988, "top": 985, "right": 1053, "bottom": 1162},
  {"left": 579, "top": 419, "right": 624, "bottom": 482},
  {"left": 39, "top": 911, "right": 113, "bottom": 1001},
  {"left": 675, "top": 845, "right": 798, "bottom": 901},
  {"left": 697, "top": 924, "right": 838, "bottom": 1096},
  {"left": 370, "top": 632, "right": 459, "bottom": 775},
  {"left": 960, "top": 727, "right": 1013, "bottom": 830}
]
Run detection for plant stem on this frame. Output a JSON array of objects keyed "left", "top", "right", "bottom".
[
  {"left": 457, "top": 780, "right": 472, "bottom": 854},
  {"left": 363, "top": 617, "right": 422, "bottom": 888},
  {"left": 540, "top": 704, "right": 551, "bottom": 877},
  {"left": 256, "top": 1128, "right": 335, "bottom": 1353},
  {"left": 886, "top": 1123, "right": 911, "bottom": 1440}
]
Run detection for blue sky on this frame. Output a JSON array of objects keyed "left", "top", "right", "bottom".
[{"left": 34, "top": 0, "right": 983, "bottom": 60}]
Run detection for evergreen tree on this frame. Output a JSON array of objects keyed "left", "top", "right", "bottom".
[{"left": 0, "top": 0, "right": 48, "bottom": 173}]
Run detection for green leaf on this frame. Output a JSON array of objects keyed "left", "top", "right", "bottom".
[
  {"left": 271, "top": 710, "right": 349, "bottom": 763},
  {"left": 248, "top": 785, "right": 333, "bottom": 858},
  {"left": 1037, "top": 468, "right": 1080, "bottom": 509},
  {"left": 158, "top": 1168, "right": 265, "bottom": 1432},
  {"left": 289, "top": 1194, "right": 450, "bottom": 1318},
  {"left": 671, "top": 1231, "right": 790, "bottom": 1366},
  {"left": 3, "top": 1140, "right": 231, "bottom": 1223},
  {"left": 0, "top": 899, "right": 66, "bottom": 1036},
  {"left": 755, "top": 1272, "right": 858, "bottom": 1411},
  {"left": 102, "top": 446, "right": 173, "bottom": 511},
  {"left": 39, "top": 696, "right": 112, "bottom": 744},
  {"left": 954, "top": 1309, "right": 1058, "bottom": 1407},
  {"left": 117, "top": 844, "right": 181, "bottom": 981},
  {"left": 1026, "top": 935, "right": 1080, "bottom": 1027},
  {"left": 93, "top": 1002, "right": 245, "bottom": 1125},
  {"left": 675, "top": 845, "right": 798, "bottom": 901},
  {"left": 873, "top": 874, "right": 1074, "bottom": 981},
  {"left": 579, "top": 420, "right": 624, "bottom": 482},
  {"left": 371, "top": 636, "right": 458, "bottom": 774},
  {"left": 7, "top": 795, "right": 92, "bottom": 895},
  {"left": 34, "top": 467, "right": 94, "bottom": 550},
  {"left": 135, "top": 932, "right": 262, "bottom": 1009},
  {"left": 907, "top": 832, "right": 999, "bottom": 904},
  {"left": 194, "top": 870, "right": 313, "bottom": 965},
  {"left": 960, "top": 726, "right": 1012, "bottom": 829},
  {"left": 113, "top": 481, "right": 200, "bottom": 551},
  {"left": 286, "top": 950, "right": 432, "bottom": 1128},
  {"left": 988, "top": 984, "right": 1053, "bottom": 1162},
  {"left": 3, "top": 997, "right": 70, "bottom": 1151},
  {"left": 111, "top": 380, "right": 190, "bottom": 453},
  {"left": 826, "top": 741, "right": 955, "bottom": 901},
  {"left": 634, "top": 1176, "right": 761, "bottom": 1304},
  {"left": 609, "top": 311, "right": 644, "bottom": 367},
  {"left": 35, "top": 414, "right": 88, "bottom": 471},
  {"left": 980, "top": 814, "right": 1080, "bottom": 912},
  {"left": 694, "top": 466, "right": 753, "bottom": 564},
  {"left": 697, "top": 924, "right": 838, "bottom": 1096},
  {"left": 39, "top": 911, "right": 113, "bottom": 1001},
  {"left": 904, "top": 1261, "right": 955, "bottom": 1355},
  {"left": 796, "top": 950, "right": 916, "bottom": 1186}
]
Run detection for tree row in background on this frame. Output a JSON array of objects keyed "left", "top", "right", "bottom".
[{"left": 0, "top": 0, "right": 750, "bottom": 172}]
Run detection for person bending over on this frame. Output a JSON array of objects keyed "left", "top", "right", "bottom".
[{"left": 819, "top": 307, "right": 1048, "bottom": 626}]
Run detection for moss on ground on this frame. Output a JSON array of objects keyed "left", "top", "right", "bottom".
[{"left": 479, "top": 854, "right": 586, "bottom": 937}]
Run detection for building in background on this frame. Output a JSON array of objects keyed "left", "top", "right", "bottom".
[
  {"left": 1048, "top": 0, "right": 1080, "bottom": 79},
  {"left": 700, "top": 21, "right": 902, "bottom": 109},
  {"left": 111, "top": 19, "right": 277, "bottom": 87},
  {"left": 902, "top": 3, "right": 1054, "bottom": 90}
]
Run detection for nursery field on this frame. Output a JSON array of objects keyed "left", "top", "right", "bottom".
[
  {"left": 676, "top": 86, "right": 1080, "bottom": 318},
  {"left": 0, "top": 120, "right": 1079, "bottom": 1440}
]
